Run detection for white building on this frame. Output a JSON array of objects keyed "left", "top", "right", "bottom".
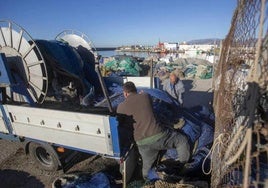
[
  {"left": 179, "top": 44, "right": 216, "bottom": 51},
  {"left": 164, "top": 42, "right": 178, "bottom": 51},
  {"left": 176, "top": 44, "right": 218, "bottom": 63}
]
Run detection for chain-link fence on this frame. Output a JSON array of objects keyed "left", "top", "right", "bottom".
[{"left": 212, "top": 0, "right": 267, "bottom": 187}]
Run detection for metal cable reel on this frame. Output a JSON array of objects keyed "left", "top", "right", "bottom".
[
  {"left": 55, "top": 30, "right": 98, "bottom": 58},
  {"left": 0, "top": 20, "right": 48, "bottom": 104}
]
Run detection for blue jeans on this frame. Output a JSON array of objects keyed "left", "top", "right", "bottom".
[{"left": 137, "top": 130, "right": 191, "bottom": 178}]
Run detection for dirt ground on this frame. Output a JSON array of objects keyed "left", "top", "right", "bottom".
[
  {"left": 0, "top": 139, "right": 122, "bottom": 188},
  {"left": 0, "top": 140, "right": 210, "bottom": 188}
]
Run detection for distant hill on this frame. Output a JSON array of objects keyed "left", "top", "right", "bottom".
[{"left": 186, "top": 38, "right": 221, "bottom": 45}]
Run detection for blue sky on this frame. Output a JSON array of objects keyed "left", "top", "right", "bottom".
[{"left": 1, "top": 0, "right": 237, "bottom": 47}]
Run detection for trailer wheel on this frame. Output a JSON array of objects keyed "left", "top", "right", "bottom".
[{"left": 29, "top": 142, "right": 60, "bottom": 171}]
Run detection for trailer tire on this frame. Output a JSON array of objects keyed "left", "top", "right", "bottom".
[{"left": 29, "top": 142, "right": 60, "bottom": 171}]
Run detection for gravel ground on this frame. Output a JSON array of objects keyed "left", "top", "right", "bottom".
[
  {"left": 0, "top": 139, "right": 121, "bottom": 188},
  {"left": 0, "top": 140, "right": 20, "bottom": 162},
  {"left": 0, "top": 136, "right": 209, "bottom": 188}
]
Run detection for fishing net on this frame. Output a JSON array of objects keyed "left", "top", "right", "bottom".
[
  {"left": 154, "top": 58, "right": 213, "bottom": 80},
  {"left": 212, "top": 0, "right": 268, "bottom": 187},
  {"left": 103, "top": 56, "right": 142, "bottom": 76}
]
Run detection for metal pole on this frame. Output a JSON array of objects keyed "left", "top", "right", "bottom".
[
  {"left": 150, "top": 59, "right": 153, "bottom": 88},
  {"left": 0, "top": 88, "right": 7, "bottom": 104},
  {"left": 96, "top": 66, "right": 113, "bottom": 113}
]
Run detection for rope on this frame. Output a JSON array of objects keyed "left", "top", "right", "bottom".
[
  {"left": 224, "top": 124, "right": 245, "bottom": 160},
  {"left": 202, "top": 133, "right": 230, "bottom": 175},
  {"left": 243, "top": 127, "right": 252, "bottom": 187},
  {"left": 225, "top": 128, "right": 251, "bottom": 166}
]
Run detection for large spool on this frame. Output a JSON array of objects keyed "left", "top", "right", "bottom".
[
  {"left": 55, "top": 30, "right": 97, "bottom": 58},
  {"left": 55, "top": 30, "right": 98, "bottom": 61},
  {"left": 0, "top": 20, "right": 48, "bottom": 103}
]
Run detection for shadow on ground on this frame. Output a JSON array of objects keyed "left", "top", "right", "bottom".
[
  {"left": 182, "top": 79, "right": 213, "bottom": 108},
  {"left": 0, "top": 169, "right": 44, "bottom": 188}
]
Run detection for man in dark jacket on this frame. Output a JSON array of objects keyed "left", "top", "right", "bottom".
[{"left": 117, "top": 81, "right": 190, "bottom": 179}]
